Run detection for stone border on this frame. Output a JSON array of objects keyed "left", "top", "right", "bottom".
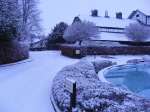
[
  {"left": 98, "top": 66, "right": 111, "bottom": 83},
  {"left": 50, "top": 87, "right": 61, "bottom": 112},
  {"left": 0, "top": 58, "right": 32, "bottom": 67},
  {"left": 98, "top": 62, "right": 150, "bottom": 83}
]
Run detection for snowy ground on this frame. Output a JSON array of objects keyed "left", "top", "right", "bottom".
[
  {"left": 0, "top": 51, "right": 78, "bottom": 112},
  {"left": 0, "top": 51, "right": 150, "bottom": 112}
]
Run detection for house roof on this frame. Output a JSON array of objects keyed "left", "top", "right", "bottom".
[
  {"left": 79, "top": 15, "right": 137, "bottom": 29},
  {"left": 128, "top": 9, "right": 150, "bottom": 19},
  {"left": 128, "top": 10, "right": 137, "bottom": 19},
  {"left": 138, "top": 9, "right": 150, "bottom": 16}
]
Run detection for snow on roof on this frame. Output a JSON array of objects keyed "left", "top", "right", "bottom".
[
  {"left": 137, "top": 9, "right": 150, "bottom": 16},
  {"left": 79, "top": 15, "right": 137, "bottom": 29}
]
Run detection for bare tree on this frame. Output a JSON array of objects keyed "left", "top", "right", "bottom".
[
  {"left": 63, "top": 21, "right": 99, "bottom": 43},
  {"left": 18, "top": 0, "right": 41, "bottom": 41},
  {"left": 125, "top": 23, "right": 150, "bottom": 41}
]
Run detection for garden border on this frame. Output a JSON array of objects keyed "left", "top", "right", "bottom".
[
  {"left": 98, "top": 64, "right": 126, "bottom": 83},
  {"left": 50, "top": 87, "right": 61, "bottom": 112},
  {"left": 0, "top": 58, "right": 32, "bottom": 67},
  {"left": 98, "top": 62, "right": 150, "bottom": 83}
]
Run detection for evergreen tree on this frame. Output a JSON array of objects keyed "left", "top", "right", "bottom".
[
  {"left": 0, "top": 0, "right": 21, "bottom": 41},
  {"left": 47, "top": 22, "right": 68, "bottom": 44}
]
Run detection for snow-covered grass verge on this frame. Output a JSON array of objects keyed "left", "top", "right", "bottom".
[{"left": 52, "top": 59, "right": 150, "bottom": 112}]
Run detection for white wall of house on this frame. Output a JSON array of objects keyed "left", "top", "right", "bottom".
[
  {"left": 132, "top": 11, "right": 147, "bottom": 24},
  {"left": 99, "top": 27, "right": 124, "bottom": 33}
]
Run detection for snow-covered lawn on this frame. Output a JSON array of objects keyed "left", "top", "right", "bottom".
[{"left": 0, "top": 51, "right": 78, "bottom": 112}]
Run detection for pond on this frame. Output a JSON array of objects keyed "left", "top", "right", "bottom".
[{"left": 104, "top": 63, "right": 150, "bottom": 99}]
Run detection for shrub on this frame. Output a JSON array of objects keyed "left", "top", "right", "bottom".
[
  {"left": 63, "top": 21, "right": 99, "bottom": 43},
  {"left": 0, "top": 40, "right": 29, "bottom": 64},
  {"left": 125, "top": 23, "right": 150, "bottom": 42},
  {"left": 47, "top": 22, "right": 68, "bottom": 45},
  {"left": 92, "top": 60, "right": 116, "bottom": 73},
  {"left": 0, "top": 0, "right": 21, "bottom": 41}
]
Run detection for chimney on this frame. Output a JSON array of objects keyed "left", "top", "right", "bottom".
[
  {"left": 91, "top": 9, "right": 98, "bottom": 17},
  {"left": 105, "top": 10, "right": 109, "bottom": 18},
  {"left": 116, "top": 12, "right": 122, "bottom": 19}
]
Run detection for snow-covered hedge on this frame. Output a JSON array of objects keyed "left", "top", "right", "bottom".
[
  {"left": 0, "top": 41, "right": 29, "bottom": 64},
  {"left": 52, "top": 60, "right": 150, "bottom": 112}
]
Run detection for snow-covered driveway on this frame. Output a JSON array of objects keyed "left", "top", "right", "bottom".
[{"left": 0, "top": 51, "right": 78, "bottom": 112}]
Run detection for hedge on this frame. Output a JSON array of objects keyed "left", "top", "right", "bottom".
[
  {"left": 0, "top": 40, "right": 29, "bottom": 64},
  {"left": 60, "top": 44, "right": 150, "bottom": 58}
]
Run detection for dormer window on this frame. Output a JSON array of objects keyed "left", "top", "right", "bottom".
[{"left": 136, "top": 14, "right": 140, "bottom": 17}]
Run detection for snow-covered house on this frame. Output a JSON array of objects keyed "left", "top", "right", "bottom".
[
  {"left": 128, "top": 10, "right": 150, "bottom": 26},
  {"left": 78, "top": 10, "right": 150, "bottom": 34}
]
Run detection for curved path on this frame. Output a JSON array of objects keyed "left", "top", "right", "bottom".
[{"left": 0, "top": 51, "right": 78, "bottom": 112}]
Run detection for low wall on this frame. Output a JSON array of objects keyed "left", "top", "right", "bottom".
[
  {"left": 60, "top": 44, "right": 150, "bottom": 58},
  {"left": 60, "top": 44, "right": 85, "bottom": 58}
]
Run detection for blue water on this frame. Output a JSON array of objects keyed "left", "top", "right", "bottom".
[{"left": 105, "top": 63, "right": 150, "bottom": 99}]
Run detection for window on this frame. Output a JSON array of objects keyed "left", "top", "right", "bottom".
[{"left": 136, "top": 14, "right": 140, "bottom": 17}]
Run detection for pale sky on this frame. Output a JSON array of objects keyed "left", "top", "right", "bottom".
[{"left": 39, "top": 0, "right": 150, "bottom": 34}]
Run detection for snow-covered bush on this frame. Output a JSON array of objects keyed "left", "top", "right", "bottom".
[
  {"left": 52, "top": 60, "right": 97, "bottom": 111},
  {"left": 92, "top": 60, "right": 115, "bottom": 73},
  {"left": 52, "top": 60, "right": 150, "bottom": 112},
  {"left": 0, "top": 40, "right": 29, "bottom": 64},
  {"left": 127, "top": 59, "right": 144, "bottom": 64},
  {"left": 63, "top": 21, "right": 99, "bottom": 43},
  {"left": 0, "top": 0, "right": 21, "bottom": 41},
  {"left": 125, "top": 23, "right": 150, "bottom": 42}
]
